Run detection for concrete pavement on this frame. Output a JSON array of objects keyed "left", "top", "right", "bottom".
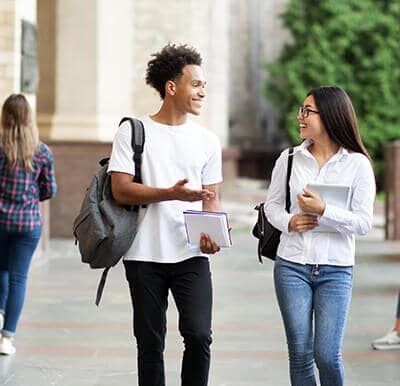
[{"left": 0, "top": 179, "right": 399, "bottom": 385}]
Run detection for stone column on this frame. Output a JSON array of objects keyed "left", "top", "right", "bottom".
[
  {"left": 229, "top": 0, "right": 291, "bottom": 147},
  {"left": 0, "top": 0, "right": 36, "bottom": 104},
  {"left": 0, "top": 0, "right": 16, "bottom": 102},
  {"left": 384, "top": 141, "right": 400, "bottom": 240},
  {"left": 37, "top": 0, "right": 133, "bottom": 141}
]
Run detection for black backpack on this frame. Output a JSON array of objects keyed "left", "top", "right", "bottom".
[
  {"left": 73, "top": 117, "right": 145, "bottom": 305},
  {"left": 252, "top": 148, "right": 293, "bottom": 262}
]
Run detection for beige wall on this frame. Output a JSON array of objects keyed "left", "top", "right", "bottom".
[
  {"left": 37, "top": 0, "right": 134, "bottom": 141},
  {"left": 0, "top": 0, "right": 36, "bottom": 105},
  {"left": 97, "top": 0, "right": 134, "bottom": 140},
  {"left": 131, "top": 0, "right": 229, "bottom": 145},
  {"left": 7, "top": 0, "right": 292, "bottom": 147},
  {"left": 37, "top": 0, "right": 55, "bottom": 138},
  {"left": 36, "top": 0, "right": 229, "bottom": 145},
  {"left": 0, "top": 0, "right": 16, "bottom": 102},
  {"left": 229, "top": 0, "right": 291, "bottom": 147}
]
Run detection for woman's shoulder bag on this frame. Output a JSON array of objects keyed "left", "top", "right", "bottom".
[{"left": 252, "top": 147, "right": 294, "bottom": 263}]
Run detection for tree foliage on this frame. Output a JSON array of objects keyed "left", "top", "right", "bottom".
[{"left": 266, "top": 0, "right": 400, "bottom": 186}]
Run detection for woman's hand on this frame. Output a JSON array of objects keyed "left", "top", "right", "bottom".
[
  {"left": 200, "top": 233, "right": 221, "bottom": 254},
  {"left": 297, "top": 188, "right": 326, "bottom": 215},
  {"left": 288, "top": 214, "right": 319, "bottom": 233}
]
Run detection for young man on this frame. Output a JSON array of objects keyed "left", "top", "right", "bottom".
[{"left": 108, "top": 44, "right": 222, "bottom": 386}]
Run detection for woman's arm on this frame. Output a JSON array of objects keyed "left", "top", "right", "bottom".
[
  {"left": 266, "top": 151, "right": 318, "bottom": 234},
  {"left": 317, "top": 157, "right": 376, "bottom": 235},
  {"left": 265, "top": 151, "right": 294, "bottom": 233},
  {"left": 38, "top": 146, "right": 57, "bottom": 201}
]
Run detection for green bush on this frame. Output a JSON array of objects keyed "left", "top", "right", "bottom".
[{"left": 266, "top": 0, "right": 400, "bottom": 189}]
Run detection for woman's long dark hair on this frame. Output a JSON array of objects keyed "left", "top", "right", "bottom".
[{"left": 308, "top": 86, "right": 372, "bottom": 163}]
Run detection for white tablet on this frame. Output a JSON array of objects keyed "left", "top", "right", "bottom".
[
  {"left": 305, "top": 183, "right": 351, "bottom": 232},
  {"left": 306, "top": 183, "right": 351, "bottom": 210}
]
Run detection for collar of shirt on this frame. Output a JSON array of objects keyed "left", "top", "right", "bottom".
[{"left": 293, "top": 139, "right": 349, "bottom": 166}]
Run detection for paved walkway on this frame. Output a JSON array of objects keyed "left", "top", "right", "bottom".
[{"left": 1, "top": 179, "right": 399, "bottom": 385}]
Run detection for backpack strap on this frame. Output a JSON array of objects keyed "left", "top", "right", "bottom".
[
  {"left": 119, "top": 117, "right": 145, "bottom": 185},
  {"left": 121, "top": 117, "right": 145, "bottom": 184},
  {"left": 95, "top": 267, "right": 110, "bottom": 306},
  {"left": 256, "top": 147, "right": 294, "bottom": 264},
  {"left": 119, "top": 117, "right": 146, "bottom": 211},
  {"left": 285, "top": 147, "right": 294, "bottom": 212},
  {"left": 95, "top": 118, "right": 145, "bottom": 307}
]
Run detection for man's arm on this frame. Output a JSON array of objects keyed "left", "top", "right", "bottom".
[
  {"left": 200, "top": 183, "right": 222, "bottom": 254},
  {"left": 202, "top": 183, "right": 221, "bottom": 212},
  {"left": 111, "top": 172, "right": 215, "bottom": 205}
]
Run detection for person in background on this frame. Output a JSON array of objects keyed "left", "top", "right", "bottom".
[
  {"left": 371, "top": 290, "right": 400, "bottom": 350},
  {"left": 265, "top": 86, "right": 375, "bottom": 386},
  {"left": 0, "top": 93, "right": 57, "bottom": 355}
]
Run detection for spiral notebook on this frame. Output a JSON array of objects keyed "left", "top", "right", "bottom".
[{"left": 183, "top": 210, "right": 232, "bottom": 247}]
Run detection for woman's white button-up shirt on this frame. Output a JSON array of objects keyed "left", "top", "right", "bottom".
[{"left": 265, "top": 139, "right": 376, "bottom": 266}]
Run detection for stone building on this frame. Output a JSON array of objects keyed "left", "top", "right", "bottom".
[{"left": 0, "top": 0, "right": 290, "bottom": 239}]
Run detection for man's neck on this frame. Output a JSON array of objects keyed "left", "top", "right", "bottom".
[{"left": 150, "top": 103, "right": 188, "bottom": 126}]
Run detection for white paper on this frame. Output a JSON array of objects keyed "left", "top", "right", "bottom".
[{"left": 183, "top": 210, "right": 232, "bottom": 247}]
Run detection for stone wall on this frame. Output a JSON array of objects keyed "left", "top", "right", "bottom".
[
  {"left": 0, "top": 0, "right": 15, "bottom": 102},
  {"left": 48, "top": 142, "right": 112, "bottom": 238},
  {"left": 229, "top": 0, "right": 291, "bottom": 148}
]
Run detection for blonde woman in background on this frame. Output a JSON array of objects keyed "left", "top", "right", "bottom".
[{"left": 0, "top": 94, "right": 57, "bottom": 355}]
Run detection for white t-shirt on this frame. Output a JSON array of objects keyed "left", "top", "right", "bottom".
[{"left": 107, "top": 116, "right": 223, "bottom": 263}]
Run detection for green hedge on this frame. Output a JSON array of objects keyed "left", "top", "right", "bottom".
[{"left": 266, "top": 0, "right": 400, "bottom": 188}]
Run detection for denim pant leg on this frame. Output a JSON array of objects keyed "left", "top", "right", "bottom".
[
  {"left": 171, "top": 257, "right": 212, "bottom": 386},
  {"left": 274, "top": 258, "right": 317, "bottom": 386},
  {"left": 313, "top": 265, "right": 353, "bottom": 386},
  {"left": 0, "top": 231, "right": 11, "bottom": 315},
  {"left": 396, "top": 290, "right": 400, "bottom": 319},
  {"left": 0, "top": 227, "right": 42, "bottom": 337}
]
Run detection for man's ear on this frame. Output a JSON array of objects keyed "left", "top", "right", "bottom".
[{"left": 165, "top": 80, "right": 176, "bottom": 96}]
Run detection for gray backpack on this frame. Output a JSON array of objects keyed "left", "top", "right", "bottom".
[{"left": 73, "top": 117, "right": 145, "bottom": 305}]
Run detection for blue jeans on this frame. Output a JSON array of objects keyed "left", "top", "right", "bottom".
[
  {"left": 274, "top": 257, "right": 353, "bottom": 386},
  {"left": 0, "top": 227, "right": 42, "bottom": 337}
]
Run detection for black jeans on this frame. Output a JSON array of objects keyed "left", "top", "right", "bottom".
[{"left": 124, "top": 256, "right": 212, "bottom": 386}]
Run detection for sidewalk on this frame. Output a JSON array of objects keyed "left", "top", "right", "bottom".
[{"left": 0, "top": 179, "right": 399, "bottom": 386}]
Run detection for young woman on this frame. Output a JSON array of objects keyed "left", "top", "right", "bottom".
[
  {"left": 0, "top": 93, "right": 57, "bottom": 355},
  {"left": 265, "top": 86, "right": 375, "bottom": 385}
]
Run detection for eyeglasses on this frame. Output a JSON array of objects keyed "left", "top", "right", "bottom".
[{"left": 298, "top": 106, "right": 319, "bottom": 118}]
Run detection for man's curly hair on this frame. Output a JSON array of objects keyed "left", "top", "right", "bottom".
[{"left": 145, "top": 43, "right": 202, "bottom": 99}]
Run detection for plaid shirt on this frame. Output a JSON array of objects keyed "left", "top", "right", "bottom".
[{"left": 0, "top": 142, "right": 57, "bottom": 232}]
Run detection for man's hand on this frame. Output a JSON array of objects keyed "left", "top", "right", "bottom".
[
  {"left": 170, "top": 178, "right": 215, "bottom": 202},
  {"left": 288, "top": 214, "right": 319, "bottom": 233},
  {"left": 297, "top": 188, "right": 325, "bottom": 215},
  {"left": 199, "top": 232, "right": 220, "bottom": 254}
]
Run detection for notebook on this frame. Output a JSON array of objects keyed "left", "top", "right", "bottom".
[
  {"left": 183, "top": 210, "right": 232, "bottom": 247},
  {"left": 305, "top": 183, "right": 351, "bottom": 232}
]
